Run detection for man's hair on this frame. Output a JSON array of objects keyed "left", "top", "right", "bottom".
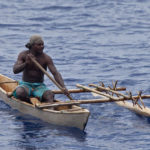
[{"left": 25, "top": 35, "right": 43, "bottom": 49}]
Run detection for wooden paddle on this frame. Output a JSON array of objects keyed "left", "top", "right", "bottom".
[{"left": 29, "top": 56, "right": 73, "bottom": 100}]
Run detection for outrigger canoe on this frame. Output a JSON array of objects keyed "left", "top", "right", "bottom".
[{"left": 0, "top": 74, "right": 90, "bottom": 130}]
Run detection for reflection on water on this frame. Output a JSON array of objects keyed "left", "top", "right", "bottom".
[
  {"left": 15, "top": 115, "right": 86, "bottom": 149},
  {"left": 0, "top": 101, "right": 87, "bottom": 150}
]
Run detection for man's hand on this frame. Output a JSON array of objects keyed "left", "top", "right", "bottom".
[
  {"left": 26, "top": 53, "right": 36, "bottom": 65},
  {"left": 62, "top": 88, "right": 70, "bottom": 97},
  {"left": 62, "top": 88, "right": 73, "bottom": 100}
]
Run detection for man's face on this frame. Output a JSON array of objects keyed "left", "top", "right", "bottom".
[{"left": 33, "top": 41, "right": 44, "bottom": 54}]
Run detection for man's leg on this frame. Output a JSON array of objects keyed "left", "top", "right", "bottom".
[
  {"left": 42, "top": 90, "right": 54, "bottom": 103},
  {"left": 15, "top": 86, "right": 30, "bottom": 102}
]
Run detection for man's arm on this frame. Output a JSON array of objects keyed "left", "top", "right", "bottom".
[
  {"left": 13, "top": 52, "right": 27, "bottom": 74},
  {"left": 47, "top": 55, "right": 66, "bottom": 88}
]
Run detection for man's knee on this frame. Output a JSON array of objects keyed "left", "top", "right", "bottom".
[
  {"left": 15, "top": 87, "right": 28, "bottom": 98},
  {"left": 42, "top": 90, "right": 54, "bottom": 102}
]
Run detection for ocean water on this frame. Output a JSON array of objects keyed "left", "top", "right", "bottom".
[{"left": 1, "top": 0, "right": 150, "bottom": 149}]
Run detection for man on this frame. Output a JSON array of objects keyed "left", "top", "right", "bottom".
[{"left": 13, "top": 35, "right": 69, "bottom": 103}]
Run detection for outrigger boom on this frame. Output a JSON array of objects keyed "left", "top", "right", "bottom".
[{"left": 38, "top": 83, "right": 150, "bottom": 114}]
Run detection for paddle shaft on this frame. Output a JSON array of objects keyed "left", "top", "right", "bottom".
[{"left": 29, "top": 57, "right": 73, "bottom": 100}]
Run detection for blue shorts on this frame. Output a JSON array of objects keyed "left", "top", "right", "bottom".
[{"left": 13, "top": 81, "right": 49, "bottom": 101}]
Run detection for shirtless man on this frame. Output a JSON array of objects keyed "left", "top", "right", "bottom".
[{"left": 13, "top": 35, "right": 69, "bottom": 103}]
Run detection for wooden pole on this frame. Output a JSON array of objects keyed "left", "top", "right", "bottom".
[
  {"left": 0, "top": 81, "right": 18, "bottom": 84},
  {"left": 76, "top": 84, "right": 150, "bottom": 100},
  {"left": 36, "top": 94, "right": 150, "bottom": 109},
  {"left": 29, "top": 57, "right": 73, "bottom": 100},
  {"left": 36, "top": 98, "right": 122, "bottom": 109},
  {"left": 89, "top": 84, "right": 129, "bottom": 99},
  {"left": 51, "top": 86, "right": 126, "bottom": 94},
  {"left": 76, "top": 84, "right": 117, "bottom": 100}
]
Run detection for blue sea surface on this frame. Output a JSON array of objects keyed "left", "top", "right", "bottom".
[{"left": 1, "top": 0, "right": 150, "bottom": 149}]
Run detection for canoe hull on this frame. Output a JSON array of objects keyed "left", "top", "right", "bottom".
[{"left": 0, "top": 74, "right": 90, "bottom": 130}]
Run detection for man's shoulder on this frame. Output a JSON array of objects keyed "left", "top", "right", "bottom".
[
  {"left": 43, "top": 53, "right": 52, "bottom": 59},
  {"left": 42, "top": 53, "right": 53, "bottom": 64},
  {"left": 18, "top": 50, "right": 29, "bottom": 58},
  {"left": 19, "top": 50, "right": 29, "bottom": 55}
]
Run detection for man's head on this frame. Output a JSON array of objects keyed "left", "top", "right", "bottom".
[
  {"left": 26, "top": 35, "right": 44, "bottom": 49},
  {"left": 29, "top": 35, "right": 44, "bottom": 45}
]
